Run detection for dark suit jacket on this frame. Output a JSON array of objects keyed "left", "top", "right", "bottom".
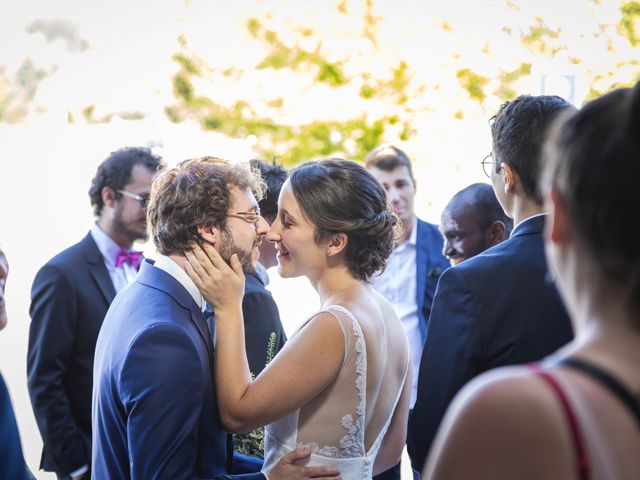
[
  {"left": 92, "top": 259, "right": 264, "bottom": 480},
  {"left": 1, "top": 373, "right": 34, "bottom": 480},
  {"left": 407, "top": 215, "right": 573, "bottom": 472},
  {"left": 415, "top": 219, "right": 450, "bottom": 343},
  {"left": 28, "top": 233, "right": 116, "bottom": 474},
  {"left": 243, "top": 273, "right": 286, "bottom": 377}
]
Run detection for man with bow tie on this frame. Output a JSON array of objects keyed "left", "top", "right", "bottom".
[{"left": 27, "top": 147, "right": 163, "bottom": 480}]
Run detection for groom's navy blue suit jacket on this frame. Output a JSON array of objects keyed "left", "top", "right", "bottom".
[
  {"left": 407, "top": 215, "right": 574, "bottom": 472},
  {"left": 92, "top": 259, "right": 264, "bottom": 479}
]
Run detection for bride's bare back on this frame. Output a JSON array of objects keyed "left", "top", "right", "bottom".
[{"left": 263, "top": 284, "right": 411, "bottom": 478}]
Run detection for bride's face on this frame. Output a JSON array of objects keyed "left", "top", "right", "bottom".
[{"left": 267, "top": 181, "right": 327, "bottom": 280}]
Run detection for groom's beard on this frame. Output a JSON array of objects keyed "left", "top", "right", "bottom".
[{"left": 218, "top": 229, "right": 256, "bottom": 275}]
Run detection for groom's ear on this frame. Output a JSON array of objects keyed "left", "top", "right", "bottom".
[{"left": 196, "top": 225, "right": 219, "bottom": 247}]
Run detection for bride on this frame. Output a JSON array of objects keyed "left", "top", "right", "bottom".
[{"left": 187, "top": 159, "right": 411, "bottom": 479}]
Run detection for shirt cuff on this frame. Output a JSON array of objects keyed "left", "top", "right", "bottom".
[{"left": 69, "top": 464, "right": 89, "bottom": 478}]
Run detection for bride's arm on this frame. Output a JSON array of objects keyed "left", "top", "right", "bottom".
[{"left": 186, "top": 243, "right": 345, "bottom": 433}]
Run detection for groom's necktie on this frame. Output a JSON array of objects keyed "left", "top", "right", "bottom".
[{"left": 203, "top": 304, "right": 216, "bottom": 342}]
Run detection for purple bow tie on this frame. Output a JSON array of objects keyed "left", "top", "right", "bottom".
[{"left": 115, "top": 248, "right": 143, "bottom": 269}]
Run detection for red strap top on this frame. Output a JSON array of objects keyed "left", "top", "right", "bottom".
[{"left": 529, "top": 364, "right": 590, "bottom": 480}]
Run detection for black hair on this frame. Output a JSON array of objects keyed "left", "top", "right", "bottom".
[
  {"left": 89, "top": 147, "right": 163, "bottom": 216},
  {"left": 249, "top": 159, "right": 288, "bottom": 221},
  {"left": 446, "top": 183, "right": 513, "bottom": 236},
  {"left": 491, "top": 95, "right": 574, "bottom": 205}
]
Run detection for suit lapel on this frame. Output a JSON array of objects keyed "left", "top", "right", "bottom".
[
  {"left": 137, "top": 260, "right": 215, "bottom": 365},
  {"left": 82, "top": 233, "right": 116, "bottom": 305}
]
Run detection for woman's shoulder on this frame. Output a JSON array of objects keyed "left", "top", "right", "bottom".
[
  {"left": 426, "top": 365, "right": 575, "bottom": 479},
  {"left": 446, "top": 365, "right": 570, "bottom": 429}
]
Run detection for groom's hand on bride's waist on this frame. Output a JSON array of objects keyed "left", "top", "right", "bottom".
[{"left": 267, "top": 447, "right": 341, "bottom": 480}]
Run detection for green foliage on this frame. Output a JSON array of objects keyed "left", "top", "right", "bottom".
[
  {"left": 172, "top": 53, "right": 200, "bottom": 75},
  {"left": 16, "top": 60, "right": 47, "bottom": 99},
  {"left": 265, "top": 332, "right": 277, "bottom": 366},
  {"left": 456, "top": 68, "right": 489, "bottom": 102},
  {"left": 0, "top": 71, "right": 7, "bottom": 122},
  {"left": 82, "top": 104, "right": 145, "bottom": 123},
  {"left": 359, "top": 83, "right": 376, "bottom": 98},
  {"left": 585, "top": 65, "right": 640, "bottom": 100},
  {"left": 521, "top": 17, "right": 561, "bottom": 53},
  {"left": 234, "top": 427, "right": 265, "bottom": 457},
  {"left": 620, "top": 1, "right": 640, "bottom": 46},
  {"left": 317, "top": 61, "right": 347, "bottom": 86},
  {"left": 362, "top": 0, "right": 380, "bottom": 46},
  {"left": 173, "top": 74, "right": 194, "bottom": 102},
  {"left": 494, "top": 63, "right": 532, "bottom": 101},
  {"left": 168, "top": 9, "right": 429, "bottom": 165},
  {"left": 250, "top": 18, "right": 348, "bottom": 87}
]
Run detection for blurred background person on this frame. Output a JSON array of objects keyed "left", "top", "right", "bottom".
[
  {"left": 1, "top": 246, "right": 35, "bottom": 480},
  {"left": 424, "top": 80, "right": 640, "bottom": 480},
  {"left": 232, "top": 159, "right": 288, "bottom": 457},
  {"left": 239, "top": 159, "right": 287, "bottom": 379},
  {"left": 27, "top": 147, "right": 163, "bottom": 479},
  {"left": 366, "top": 144, "right": 449, "bottom": 480},
  {"left": 440, "top": 183, "right": 512, "bottom": 266}
]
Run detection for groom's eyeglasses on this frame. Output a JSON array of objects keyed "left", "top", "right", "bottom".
[
  {"left": 117, "top": 189, "right": 150, "bottom": 209},
  {"left": 227, "top": 211, "right": 263, "bottom": 225}
]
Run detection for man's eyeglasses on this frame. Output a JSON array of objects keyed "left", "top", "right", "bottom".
[
  {"left": 117, "top": 189, "right": 150, "bottom": 209},
  {"left": 227, "top": 211, "right": 263, "bottom": 225},
  {"left": 481, "top": 153, "right": 501, "bottom": 179}
]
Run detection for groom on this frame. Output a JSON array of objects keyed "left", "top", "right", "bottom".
[{"left": 92, "top": 157, "right": 339, "bottom": 479}]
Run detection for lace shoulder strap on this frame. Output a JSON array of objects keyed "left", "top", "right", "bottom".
[{"left": 322, "top": 305, "right": 368, "bottom": 455}]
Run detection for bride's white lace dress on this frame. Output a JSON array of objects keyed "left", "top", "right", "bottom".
[{"left": 262, "top": 305, "right": 409, "bottom": 480}]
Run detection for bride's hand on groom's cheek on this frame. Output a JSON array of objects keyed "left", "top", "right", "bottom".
[{"left": 184, "top": 242, "right": 245, "bottom": 312}]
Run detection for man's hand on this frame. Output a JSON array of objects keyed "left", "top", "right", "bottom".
[{"left": 267, "top": 448, "right": 341, "bottom": 480}]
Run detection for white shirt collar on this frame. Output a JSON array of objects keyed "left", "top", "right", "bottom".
[
  {"left": 397, "top": 215, "right": 418, "bottom": 249},
  {"left": 90, "top": 223, "right": 122, "bottom": 268},
  {"left": 154, "top": 254, "right": 205, "bottom": 310}
]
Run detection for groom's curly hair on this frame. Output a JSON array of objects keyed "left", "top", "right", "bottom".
[{"left": 147, "top": 156, "right": 265, "bottom": 256}]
